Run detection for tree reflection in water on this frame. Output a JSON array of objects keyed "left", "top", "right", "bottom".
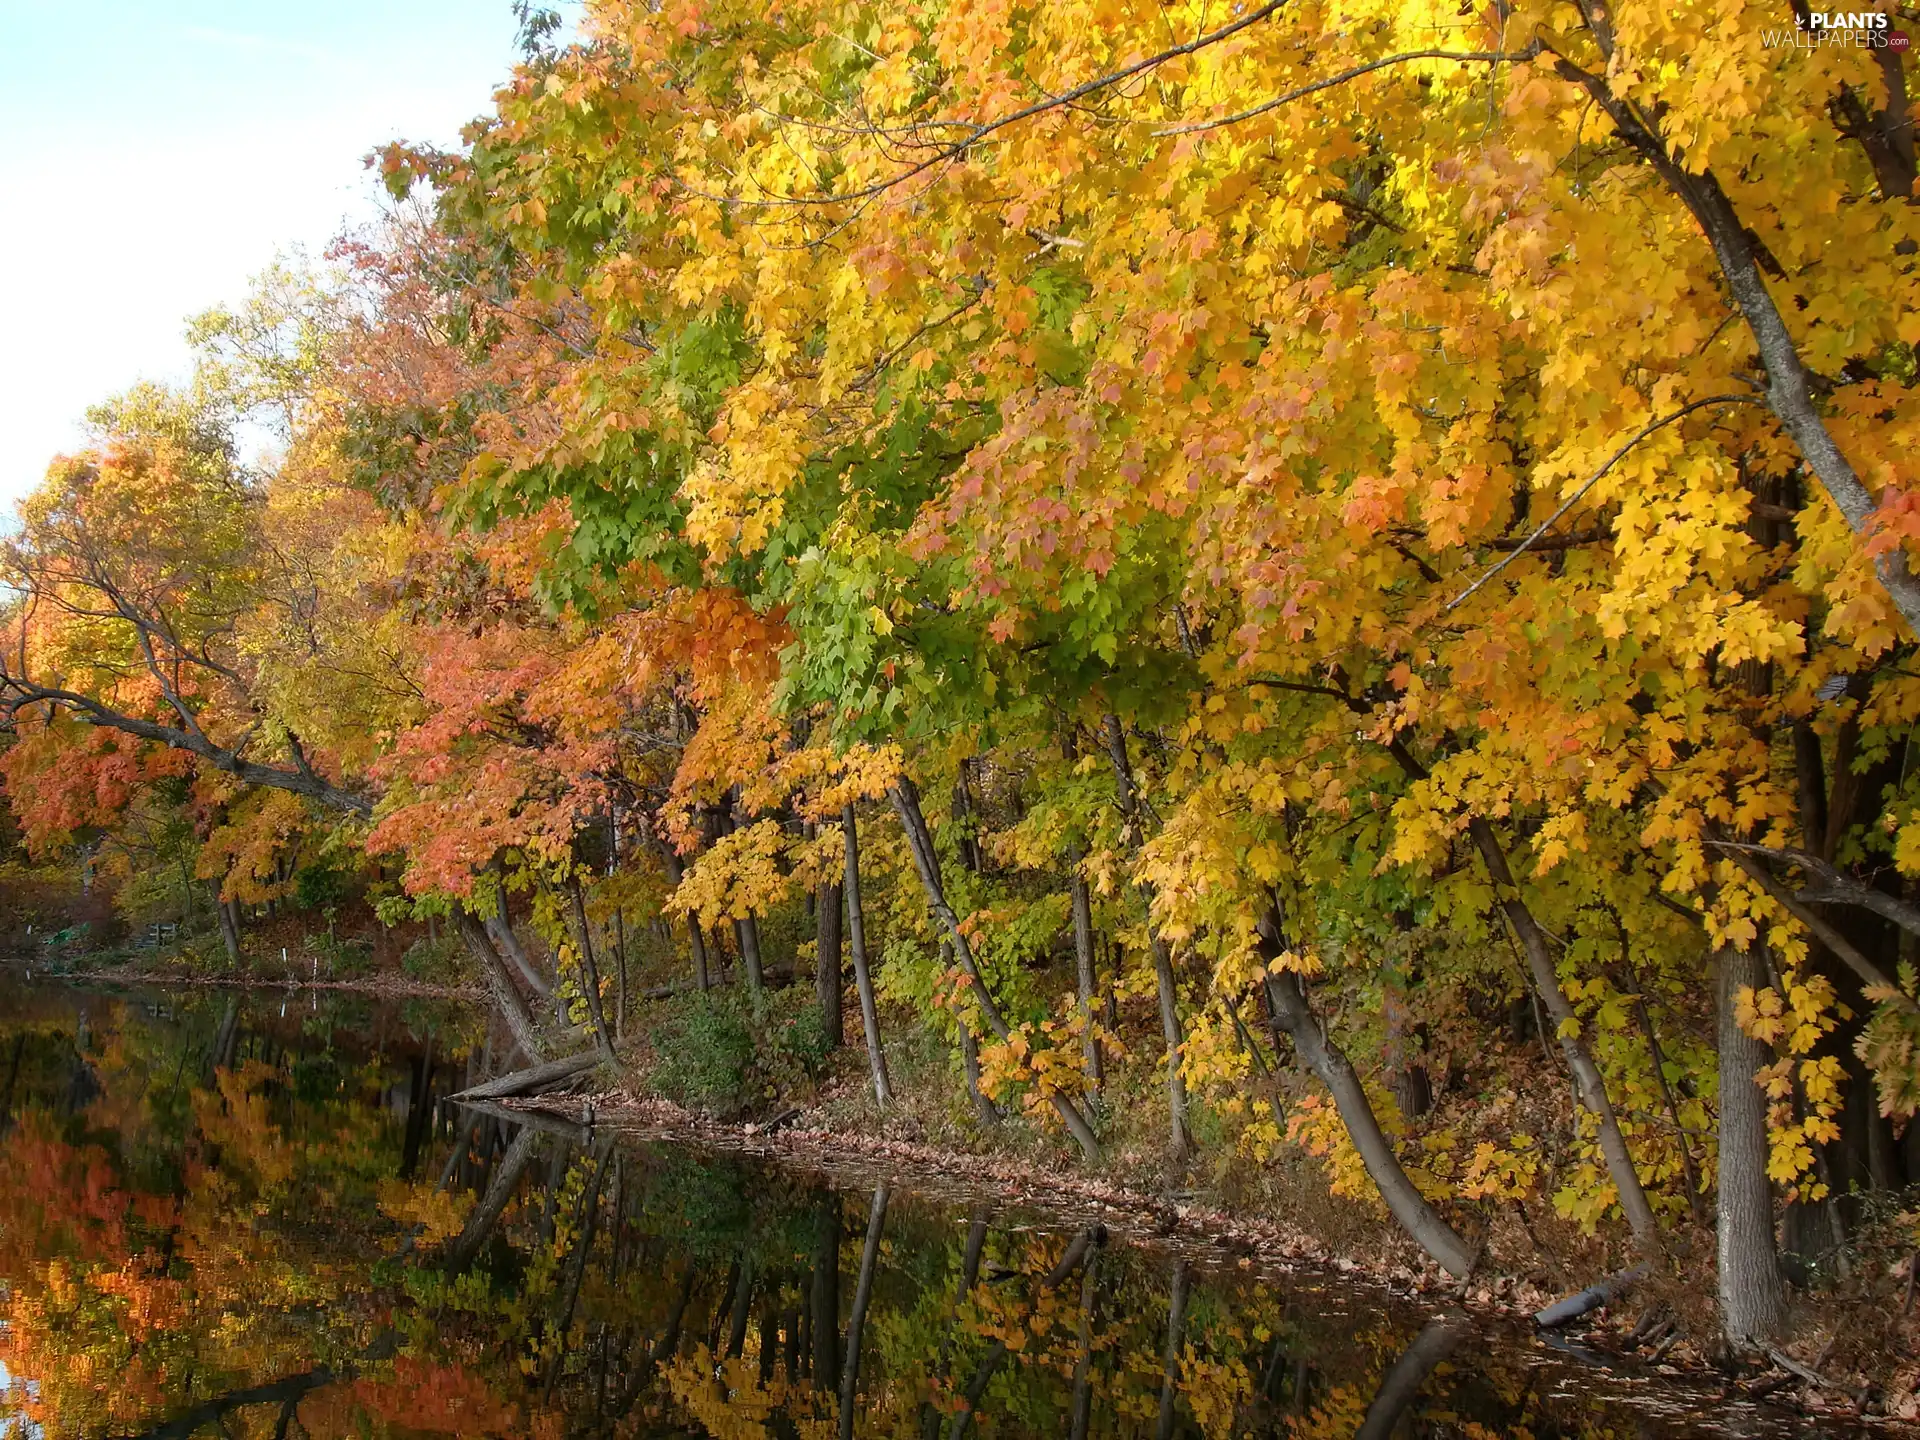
[{"left": 0, "top": 982, "right": 1794, "bottom": 1438}]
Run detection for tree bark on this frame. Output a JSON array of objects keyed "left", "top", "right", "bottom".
[
  {"left": 568, "top": 877, "right": 620, "bottom": 1067},
  {"left": 1464, "top": 815, "right": 1662, "bottom": 1256},
  {"left": 1067, "top": 843, "right": 1104, "bottom": 1093},
  {"left": 456, "top": 910, "right": 547, "bottom": 1062},
  {"left": 818, "top": 875, "right": 846, "bottom": 1048},
  {"left": 614, "top": 908, "right": 628, "bottom": 1042},
  {"left": 1102, "top": 715, "right": 1192, "bottom": 1161},
  {"left": 891, "top": 777, "right": 1100, "bottom": 1159},
  {"left": 1259, "top": 907, "right": 1477, "bottom": 1278},
  {"left": 214, "top": 881, "right": 241, "bottom": 967},
  {"left": 1717, "top": 944, "right": 1787, "bottom": 1347},
  {"left": 956, "top": 1006, "right": 1001, "bottom": 1125},
  {"left": 842, "top": 804, "right": 893, "bottom": 1104},
  {"left": 448, "top": 1050, "right": 600, "bottom": 1101},
  {"left": 658, "top": 843, "right": 712, "bottom": 992}
]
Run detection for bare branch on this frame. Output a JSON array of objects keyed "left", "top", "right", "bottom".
[
  {"left": 1444, "top": 395, "right": 1763, "bottom": 613},
  {"left": 1155, "top": 45, "right": 1543, "bottom": 136}
]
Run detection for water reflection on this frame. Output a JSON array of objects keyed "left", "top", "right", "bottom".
[{"left": 0, "top": 980, "right": 1827, "bottom": 1438}]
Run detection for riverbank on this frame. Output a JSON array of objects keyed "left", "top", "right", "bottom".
[
  {"left": 2, "top": 957, "right": 483, "bottom": 1001},
  {"left": 503, "top": 1083, "right": 1920, "bottom": 1429}
]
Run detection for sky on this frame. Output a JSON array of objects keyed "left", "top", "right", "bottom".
[{"left": 0, "top": 1, "right": 582, "bottom": 507}]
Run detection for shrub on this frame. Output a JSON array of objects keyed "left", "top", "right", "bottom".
[
  {"left": 307, "top": 930, "right": 374, "bottom": 979},
  {"left": 400, "top": 935, "right": 465, "bottom": 985},
  {"left": 645, "top": 985, "right": 836, "bottom": 1116},
  {"left": 648, "top": 991, "right": 757, "bottom": 1115}
]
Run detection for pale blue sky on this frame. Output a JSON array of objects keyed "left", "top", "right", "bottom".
[{"left": 0, "top": 2, "right": 582, "bottom": 503}]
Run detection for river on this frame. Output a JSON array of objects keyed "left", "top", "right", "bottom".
[{"left": 0, "top": 976, "right": 1864, "bottom": 1437}]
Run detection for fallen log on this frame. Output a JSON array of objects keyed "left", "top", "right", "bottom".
[
  {"left": 1532, "top": 1265, "right": 1647, "bottom": 1328},
  {"left": 448, "top": 1051, "right": 602, "bottom": 1102}
]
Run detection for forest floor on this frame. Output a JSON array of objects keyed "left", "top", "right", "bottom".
[{"left": 502, "top": 1075, "right": 1920, "bottom": 1430}]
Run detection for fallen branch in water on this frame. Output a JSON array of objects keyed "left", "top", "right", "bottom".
[
  {"left": 449, "top": 1051, "right": 602, "bottom": 1101},
  {"left": 1767, "top": 1346, "right": 1845, "bottom": 1393},
  {"left": 1532, "top": 1265, "right": 1647, "bottom": 1328}
]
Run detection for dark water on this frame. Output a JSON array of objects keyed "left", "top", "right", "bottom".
[{"left": 0, "top": 977, "right": 1854, "bottom": 1438}]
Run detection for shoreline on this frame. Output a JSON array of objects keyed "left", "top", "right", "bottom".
[
  {"left": 3, "top": 959, "right": 483, "bottom": 1001},
  {"left": 503, "top": 1086, "right": 1916, "bottom": 1432}
]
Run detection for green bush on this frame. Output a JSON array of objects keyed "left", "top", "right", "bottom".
[
  {"left": 645, "top": 985, "right": 834, "bottom": 1116},
  {"left": 648, "top": 991, "right": 757, "bottom": 1115},
  {"left": 307, "top": 930, "right": 375, "bottom": 979},
  {"left": 400, "top": 935, "right": 466, "bottom": 985},
  {"left": 762, "top": 988, "right": 831, "bottom": 1085}
]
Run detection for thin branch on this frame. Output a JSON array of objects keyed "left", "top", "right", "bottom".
[
  {"left": 698, "top": 0, "right": 1292, "bottom": 208},
  {"left": 1445, "top": 395, "right": 1763, "bottom": 613},
  {"left": 1156, "top": 44, "right": 1543, "bottom": 136}
]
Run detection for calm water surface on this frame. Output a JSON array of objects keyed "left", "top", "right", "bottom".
[{"left": 0, "top": 977, "right": 1860, "bottom": 1438}]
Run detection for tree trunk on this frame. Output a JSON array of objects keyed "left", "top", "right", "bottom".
[
  {"left": 456, "top": 910, "right": 547, "bottom": 1062},
  {"left": 568, "top": 878, "right": 620, "bottom": 1067},
  {"left": 1150, "top": 929, "right": 1194, "bottom": 1161},
  {"left": 659, "top": 843, "right": 712, "bottom": 992},
  {"left": 1464, "top": 816, "right": 1662, "bottom": 1256},
  {"left": 818, "top": 875, "right": 846, "bottom": 1048},
  {"left": 1382, "top": 969, "right": 1432, "bottom": 1121},
  {"left": 843, "top": 804, "right": 892, "bottom": 1105},
  {"left": 956, "top": 1007, "right": 1000, "bottom": 1125},
  {"left": 838, "top": 1184, "right": 889, "bottom": 1440},
  {"left": 490, "top": 863, "right": 555, "bottom": 999},
  {"left": 735, "top": 912, "right": 766, "bottom": 1003},
  {"left": 1103, "top": 715, "right": 1192, "bottom": 1161},
  {"left": 891, "top": 778, "right": 1100, "bottom": 1160},
  {"left": 1260, "top": 908, "right": 1477, "bottom": 1278},
  {"left": 1717, "top": 944, "right": 1787, "bottom": 1347},
  {"left": 213, "top": 881, "right": 241, "bottom": 967},
  {"left": 1067, "top": 843, "right": 1104, "bottom": 1093},
  {"left": 613, "top": 908, "right": 628, "bottom": 1042}
]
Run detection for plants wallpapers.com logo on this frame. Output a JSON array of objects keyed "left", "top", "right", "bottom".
[{"left": 1762, "top": 10, "right": 1912, "bottom": 46}]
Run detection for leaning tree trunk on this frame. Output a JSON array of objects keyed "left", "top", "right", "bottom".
[
  {"left": 1259, "top": 909, "right": 1478, "bottom": 1279},
  {"left": 890, "top": 778, "right": 1100, "bottom": 1160},
  {"left": 1717, "top": 943, "right": 1787, "bottom": 1347},
  {"left": 455, "top": 910, "right": 547, "bottom": 1062},
  {"left": 1465, "top": 816, "right": 1662, "bottom": 1256},
  {"left": 842, "top": 804, "right": 892, "bottom": 1104}
]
